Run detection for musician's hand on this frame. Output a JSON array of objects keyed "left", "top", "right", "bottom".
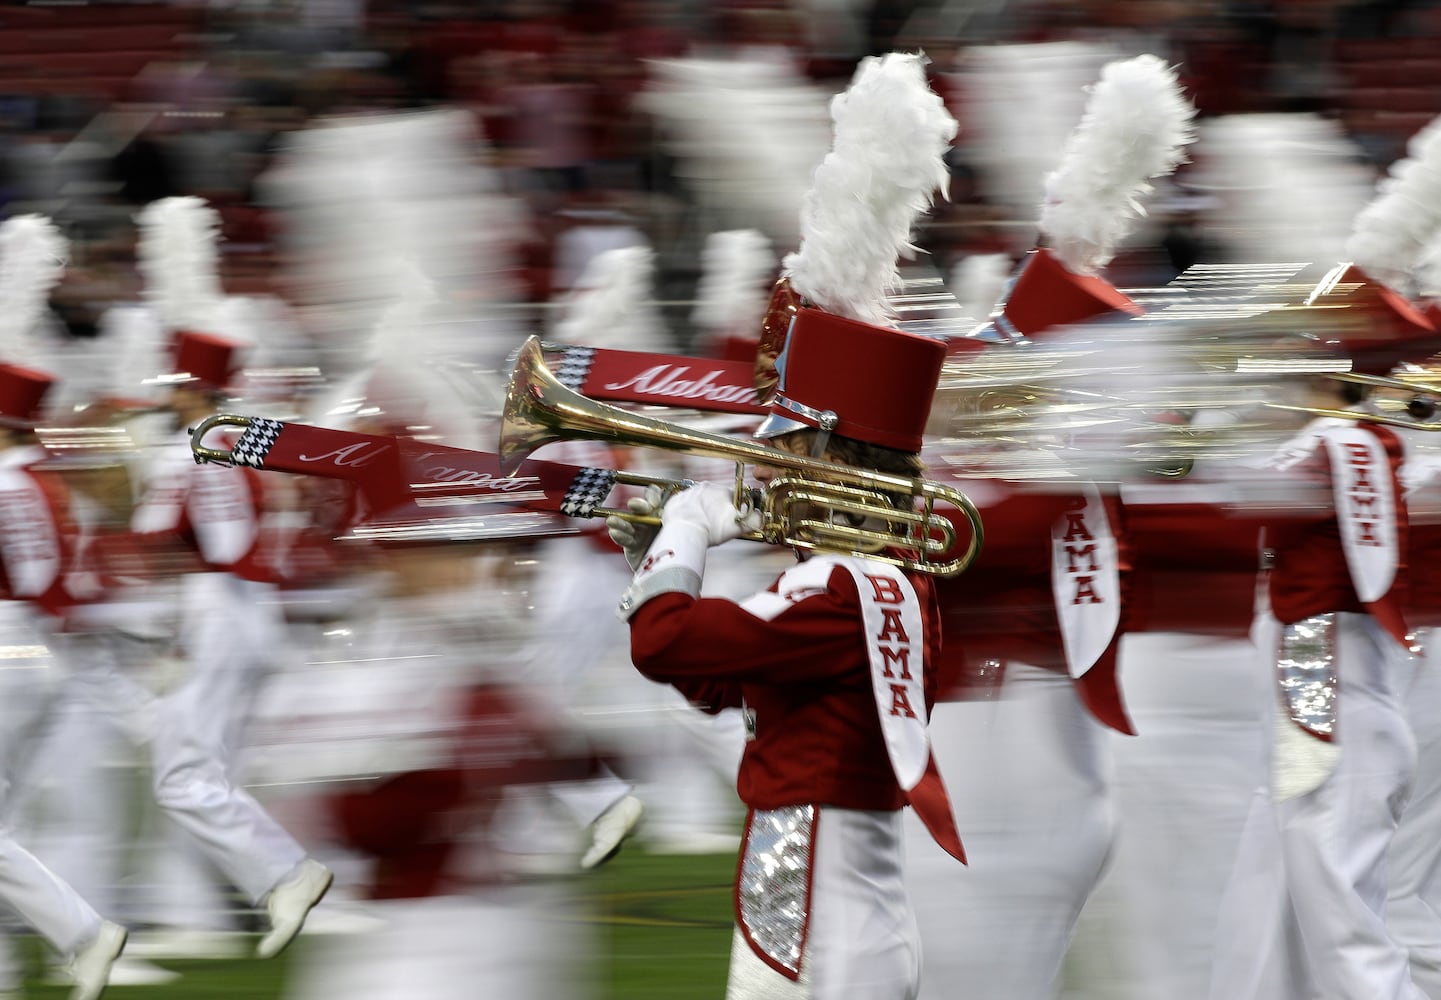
[
  {"left": 661, "top": 482, "right": 759, "bottom": 547},
  {"left": 606, "top": 486, "right": 664, "bottom": 571}
]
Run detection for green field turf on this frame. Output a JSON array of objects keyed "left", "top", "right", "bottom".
[{"left": 20, "top": 848, "right": 737, "bottom": 999}]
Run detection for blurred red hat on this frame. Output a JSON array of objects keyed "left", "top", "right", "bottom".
[
  {"left": 166, "top": 330, "right": 243, "bottom": 393},
  {"left": 0, "top": 363, "right": 55, "bottom": 428},
  {"left": 982, "top": 248, "right": 1142, "bottom": 341},
  {"left": 1306, "top": 264, "right": 1441, "bottom": 375},
  {"left": 753, "top": 304, "right": 946, "bottom": 453}
]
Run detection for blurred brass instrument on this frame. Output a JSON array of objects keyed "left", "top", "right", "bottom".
[
  {"left": 500, "top": 337, "right": 984, "bottom": 578},
  {"left": 924, "top": 282, "right": 1441, "bottom": 483}
]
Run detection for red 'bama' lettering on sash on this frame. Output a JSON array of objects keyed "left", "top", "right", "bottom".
[
  {"left": 1322, "top": 426, "right": 1398, "bottom": 603},
  {"left": 818, "top": 556, "right": 929, "bottom": 790},
  {"left": 1051, "top": 486, "right": 1121, "bottom": 679}
]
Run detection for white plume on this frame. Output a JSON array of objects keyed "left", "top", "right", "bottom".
[
  {"left": 949, "top": 253, "right": 1013, "bottom": 326},
  {"left": 1344, "top": 113, "right": 1441, "bottom": 296},
  {"left": 136, "top": 196, "right": 225, "bottom": 330},
  {"left": 783, "top": 51, "right": 958, "bottom": 326},
  {"left": 959, "top": 42, "right": 1114, "bottom": 222},
  {"left": 641, "top": 53, "right": 831, "bottom": 250},
  {"left": 1041, "top": 54, "right": 1197, "bottom": 275},
  {"left": 551, "top": 245, "right": 670, "bottom": 352},
  {"left": 0, "top": 214, "right": 67, "bottom": 361},
  {"left": 1190, "top": 114, "right": 1370, "bottom": 265},
  {"left": 692, "top": 230, "right": 777, "bottom": 336},
  {"left": 1416, "top": 225, "right": 1441, "bottom": 299}
]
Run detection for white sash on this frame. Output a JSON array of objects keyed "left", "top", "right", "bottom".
[
  {"left": 1050, "top": 486, "right": 1121, "bottom": 678},
  {"left": 1321, "top": 426, "right": 1398, "bottom": 603},
  {"left": 817, "top": 555, "right": 929, "bottom": 792},
  {"left": 0, "top": 467, "right": 61, "bottom": 600}
]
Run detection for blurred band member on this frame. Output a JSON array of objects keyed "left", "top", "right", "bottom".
[
  {"left": 0, "top": 363, "right": 127, "bottom": 1000},
  {"left": 97, "top": 330, "right": 331, "bottom": 959},
  {"left": 1209, "top": 267, "right": 1441, "bottom": 1000}
]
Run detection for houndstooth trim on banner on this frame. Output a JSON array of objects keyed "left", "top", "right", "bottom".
[
  {"left": 561, "top": 467, "right": 617, "bottom": 517},
  {"left": 229, "top": 418, "right": 286, "bottom": 468},
  {"left": 554, "top": 346, "right": 597, "bottom": 390}
]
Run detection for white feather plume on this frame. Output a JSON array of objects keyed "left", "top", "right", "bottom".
[
  {"left": 1040, "top": 54, "right": 1197, "bottom": 275},
  {"left": 642, "top": 54, "right": 831, "bottom": 250},
  {"left": 783, "top": 51, "right": 958, "bottom": 326},
  {"left": 949, "top": 253, "right": 1013, "bottom": 326},
  {"left": 0, "top": 214, "right": 67, "bottom": 360},
  {"left": 1344, "top": 114, "right": 1441, "bottom": 296},
  {"left": 551, "top": 246, "right": 670, "bottom": 351},
  {"left": 136, "top": 196, "right": 225, "bottom": 330},
  {"left": 1190, "top": 114, "right": 1370, "bottom": 266},
  {"left": 960, "top": 42, "right": 1114, "bottom": 221},
  {"left": 692, "top": 230, "right": 777, "bottom": 336}
]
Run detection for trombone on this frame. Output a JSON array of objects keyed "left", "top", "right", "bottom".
[{"left": 500, "top": 337, "right": 984, "bottom": 578}]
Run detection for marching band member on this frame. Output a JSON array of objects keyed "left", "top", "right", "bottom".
[
  {"left": 1206, "top": 273, "right": 1441, "bottom": 1000},
  {"left": 608, "top": 51, "right": 966, "bottom": 999},
  {"left": 275, "top": 497, "right": 602, "bottom": 1000},
  {"left": 1207, "top": 111, "right": 1441, "bottom": 1000},
  {"left": 84, "top": 328, "right": 333, "bottom": 959},
  {"left": 1387, "top": 401, "right": 1441, "bottom": 1000},
  {"left": 611, "top": 293, "right": 965, "bottom": 1000},
  {"left": 0, "top": 362, "right": 126, "bottom": 1000},
  {"left": 903, "top": 53, "right": 1195, "bottom": 1000},
  {"left": 1086, "top": 112, "right": 1377, "bottom": 1000}
]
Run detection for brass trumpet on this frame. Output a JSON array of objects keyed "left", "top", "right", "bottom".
[{"left": 500, "top": 337, "right": 984, "bottom": 577}]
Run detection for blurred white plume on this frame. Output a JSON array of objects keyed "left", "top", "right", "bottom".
[
  {"left": 0, "top": 214, "right": 67, "bottom": 362},
  {"left": 641, "top": 53, "right": 831, "bottom": 250},
  {"left": 136, "top": 196, "right": 225, "bottom": 331},
  {"left": 551, "top": 245, "right": 670, "bottom": 352},
  {"left": 957, "top": 42, "right": 1114, "bottom": 230},
  {"left": 1190, "top": 114, "right": 1370, "bottom": 265},
  {"left": 950, "top": 252, "right": 1013, "bottom": 326},
  {"left": 1344, "top": 113, "right": 1441, "bottom": 296},
  {"left": 692, "top": 229, "right": 777, "bottom": 339},
  {"left": 1041, "top": 54, "right": 1197, "bottom": 275},
  {"left": 783, "top": 51, "right": 958, "bottom": 326}
]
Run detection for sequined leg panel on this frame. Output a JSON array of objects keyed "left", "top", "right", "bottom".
[
  {"left": 737, "top": 806, "right": 817, "bottom": 981},
  {"left": 1278, "top": 613, "right": 1339, "bottom": 741}
]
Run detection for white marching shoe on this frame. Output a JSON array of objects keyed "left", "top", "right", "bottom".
[
  {"left": 580, "top": 794, "right": 645, "bottom": 870},
  {"left": 256, "top": 859, "right": 334, "bottom": 959},
  {"left": 65, "top": 920, "right": 127, "bottom": 1000}
]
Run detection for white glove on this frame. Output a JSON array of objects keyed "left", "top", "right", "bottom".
[
  {"left": 659, "top": 481, "right": 759, "bottom": 547},
  {"left": 606, "top": 485, "right": 664, "bottom": 571},
  {"left": 614, "top": 482, "right": 757, "bottom": 622}
]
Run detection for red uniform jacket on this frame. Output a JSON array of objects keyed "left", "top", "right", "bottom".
[{"left": 629, "top": 561, "right": 942, "bottom": 813}]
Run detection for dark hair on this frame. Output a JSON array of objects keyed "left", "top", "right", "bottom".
[
  {"left": 773, "top": 429, "right": 923, "bottom": 510},
  {"left": 1340, "top": 380, "right": 1369, "bottom": 406}
]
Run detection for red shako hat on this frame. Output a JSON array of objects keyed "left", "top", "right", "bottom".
[
  {"left": 982, "top": 248, "right": 1142, "bottom": 341},
  {"left": 1306, "top": 263, "right": 1441, "bottom": 374},
  {"left": 0, "top": 363, "right": 55, "bottom": 428},
  {"left": 754, "top": 303, "right": 947, "bottom": 453},
  {"left": 168, "top": 330, "right": 243, "bottom": 392}
]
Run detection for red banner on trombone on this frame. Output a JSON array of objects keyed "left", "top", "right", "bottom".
[
  {"left": 206, "top": 417, "right": 620, "bottom": 530},
  {"left": 546, "top": 344, "right": 766, "bottom": 415}
]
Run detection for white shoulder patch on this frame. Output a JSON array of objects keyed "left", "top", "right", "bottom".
[{"left": 737, "top": 557, "right": 841, "bottom": 622}]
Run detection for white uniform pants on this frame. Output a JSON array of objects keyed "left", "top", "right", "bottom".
[
  {"left": 68, "top": 574, "right": 306, "bottom": 906},
  {"left": 0, "top": 607, "right": 101, "bottom": 960},
  {"left": 1388, "top": 628, "right": 1441, "bottom": 999},
  {"left": 284, "top": 887, "right": 594, "bottom": 1000},
  {"left": 1072, "top": 632, "right": 1265, "bottom": 1000},
  {"left": 1210, "top": 612, "right": 1426, "bottom": 1000},
  {"left": 727, "top": 808, "right": 919, "bottom": 1000},
  {"left": 903, "top": 664, "right": 1114, "bottom": 1000}
]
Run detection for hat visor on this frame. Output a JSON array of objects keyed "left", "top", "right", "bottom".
[{"left": 752, "top": 412, "right": 810, "bottom": 440}]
